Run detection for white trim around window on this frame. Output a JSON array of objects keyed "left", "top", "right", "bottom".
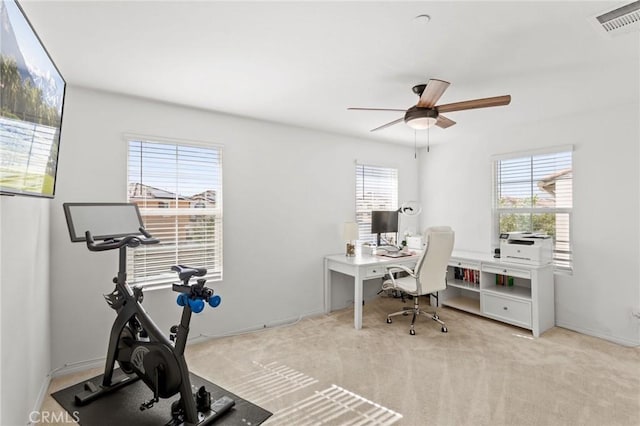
[
  {"left": 125, "top": 134, "right": 223, "bottom": 288},
  {"left": 492, "top": 146, "right": 573, "bottom": 272}
]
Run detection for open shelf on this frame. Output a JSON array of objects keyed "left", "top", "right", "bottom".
[
  {"left": 447, "top": 279, "right": 480, "bottom": 293},
  {"left": 442, "top": 296, "right": 481, "bottom": 315},
  {"left": 483, "top": 284, "right": 531, "bottom": 301}
]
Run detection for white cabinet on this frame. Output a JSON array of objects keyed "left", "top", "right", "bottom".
[{"left": 440, "top": 251, "right": 554, "bottom": 337}]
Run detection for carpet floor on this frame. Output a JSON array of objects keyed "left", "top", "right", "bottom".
[{"left": 40, "top": 295, "right": 640, "bottom": 425}]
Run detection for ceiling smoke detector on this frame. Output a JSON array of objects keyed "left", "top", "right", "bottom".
[
  {"left": 589, "top": 0, "right": 640, "bottom": 38},
  {"left": 414, "top": 14, "right": 431, "bottom": 24}
]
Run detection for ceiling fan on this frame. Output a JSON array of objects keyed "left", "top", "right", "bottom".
[{"left": 348, "top": 79, "right": 511, "bottom": 132}]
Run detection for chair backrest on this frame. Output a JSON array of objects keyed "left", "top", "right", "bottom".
[{"left": 414, "top": 226, "right": 455, "bottom": 295}]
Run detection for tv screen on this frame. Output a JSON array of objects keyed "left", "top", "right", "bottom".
[
  {"left": 371, "top": 210, "right": 398, "bottom": 234},
  {"left": 0, "top": 0, "right": 66, "bottom": 198}
]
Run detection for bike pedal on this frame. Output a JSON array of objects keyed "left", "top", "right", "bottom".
[{"left": 196, "top": 386, "right": 211, "bottom": 412}]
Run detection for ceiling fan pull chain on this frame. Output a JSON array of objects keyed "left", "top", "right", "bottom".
[
  {"left": 427, "top": 125, "right": 430, "bottom": 153},
  {"left": 414, "top": 130, "right": 417, "bottom": 159}
]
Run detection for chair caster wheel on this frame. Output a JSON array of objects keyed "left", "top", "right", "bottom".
[
  {"left": 434, "top": 314, "right": 439, "bottom": 320},
  {"left": 409, "top": 329, "right": 415, "bottom": 336},
  {"left": 441, "top": 327, "right": 448, "bottom": 333},
  {"left": 386, "top": 318, "right": 392, "bottom": 324}
]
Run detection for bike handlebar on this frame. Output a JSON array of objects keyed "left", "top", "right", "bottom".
[{"left": 85, "top": 228, "right": 159, "bottom": 252}]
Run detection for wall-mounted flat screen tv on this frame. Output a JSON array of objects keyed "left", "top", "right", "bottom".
[{"left": 1, "top": 0, "right": 66, "bottom": 198}]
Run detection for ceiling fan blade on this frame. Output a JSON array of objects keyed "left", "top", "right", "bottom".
[
  {"left": 436, "top": 95, "right": 511, "bottom": 113},
  {"left": 416, "top": 79, "right": 451, "bottom": 108},
  {"left": 436, "top": 115, "right": 456, "bottom": 129},
  {"left": 348, "top": 107, "right": 407, "bottom": 112},
  {"left": 370, "top": 117, "right": 404, "bottom": 132}
]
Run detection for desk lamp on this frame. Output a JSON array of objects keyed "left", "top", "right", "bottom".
[{"left": 343, "top": 222, "right": 359, "bottom": 257}]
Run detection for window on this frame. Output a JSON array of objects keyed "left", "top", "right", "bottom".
[
  {"left": 127, "top": 137, "right": 223, "bottom": 287},
  {"left": 355, "top": 164, "right": 398, "bottom": 244},
  {"left": 493, "top": 147, "right": 573, "bottom": 271}
]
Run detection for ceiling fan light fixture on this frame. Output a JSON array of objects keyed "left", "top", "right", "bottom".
[
  {"left": 406, "top": 116, "right": 437, "bottom": 130},
  {"left": 404, "top": 107, "right": 438, "bottom": 130}
]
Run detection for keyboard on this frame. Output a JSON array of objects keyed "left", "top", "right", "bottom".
[{"left": 380, "top": 251, "right": 412, "bottom": 258}]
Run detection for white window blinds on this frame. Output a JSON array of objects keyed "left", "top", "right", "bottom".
[
  {"left": 127, "top": 138, "right": 223, "bottom": 287},
  {"left": 355, "top": 164, "right": 398, "bottom": 244},
  {"left": 494, "top": 148, "right": 573, "bottom": 270}
]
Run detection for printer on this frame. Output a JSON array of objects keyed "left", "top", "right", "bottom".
[{"left": 499, "top": 232, "right": 553, "bottom": 266}]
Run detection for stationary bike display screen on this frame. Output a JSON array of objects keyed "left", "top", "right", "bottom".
[{"left": 63, "top": 203, "right": 144, "bottom": 242}]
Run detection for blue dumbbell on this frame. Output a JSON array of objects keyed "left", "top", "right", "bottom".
[
  {"left": 209, "top": 295, "right": 221, "bottom": 308},
  {"left": 188, "top": 298, "right": 205, "bottom": 313},
  {"left": 176, "top": 293, "right": 189, "bottom": 307}
]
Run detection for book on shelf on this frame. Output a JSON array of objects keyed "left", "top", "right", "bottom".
[
  {"left": 494, "top": 274, "right": 514, "bottom": 286},
  {"left": 451, "top": 267, "right": 479, "bottom": 285}
]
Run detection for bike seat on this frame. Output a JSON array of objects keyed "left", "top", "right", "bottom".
[{"left": 171, "top": 265, "right": 207, "bottom": 282}]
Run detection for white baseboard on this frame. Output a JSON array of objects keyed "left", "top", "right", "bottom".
[
  {"left": 51, "top": 309, "right": 326, "bottom": 378},
  {"left": 556, "top": 321, "right": 640, "bottom": 347},
  {"left": 51, "top": 358, "right": 105, "bottom": 378}
]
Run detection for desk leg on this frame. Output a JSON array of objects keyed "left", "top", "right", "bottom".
[
  {"left": 324, "top": 258, "right": 331, "bottom": 314},
  {"left": 354, "top": 269, "right": 363, "bottom": 330}
]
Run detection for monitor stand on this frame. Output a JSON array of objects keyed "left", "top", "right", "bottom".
[{"left": 376, "top": 233, "right": 399, "bottom": 252}]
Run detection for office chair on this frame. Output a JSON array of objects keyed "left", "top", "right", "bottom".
[{"left": 381, "top": 226, "right": 455, "bottom": 335}]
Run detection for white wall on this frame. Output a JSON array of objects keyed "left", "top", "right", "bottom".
[
  {"left": 49, "top": 86, "right": 419, "bottom": 370},
  {"left": 419, "top": 101, "right": 640, "bottom": 346},
  {"left": 0, "top": 196, "right": 51, "bottom": 425}
]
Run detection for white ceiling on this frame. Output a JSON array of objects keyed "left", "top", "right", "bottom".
[{"left": 19, "top": 0, "right": 640, "bottom": 147}]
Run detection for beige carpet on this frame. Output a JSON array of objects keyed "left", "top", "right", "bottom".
[{"left": 40, "top": 296, "right": 640, "bottom": 425}]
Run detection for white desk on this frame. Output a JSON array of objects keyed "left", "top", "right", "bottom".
[
  {"left": 324, "top": 250, "right": 555, "bottom": 336},
  {"left": 323, "top": 253, "right": 419, "bottom": 329}
]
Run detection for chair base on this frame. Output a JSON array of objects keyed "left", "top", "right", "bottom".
[{"left": 386, "top": 299, "right": 447, "bottom": 335}]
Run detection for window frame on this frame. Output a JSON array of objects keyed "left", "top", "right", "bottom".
[
  {"left": 355, "top": 163, "right": 399, "bottom": 245},
  {"left": 125, "top": 134, "right": 223, "bottom": 289},
  {"left": 492, "top": 145, "right": 573, "bottom": 273}
]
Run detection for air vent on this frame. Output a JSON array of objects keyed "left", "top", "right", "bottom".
[{"left": 590, "top": 0, "right": 640, "bottom": 37}]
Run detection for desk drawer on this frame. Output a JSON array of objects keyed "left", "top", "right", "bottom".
[
  {"left": 364, "top": 266, "right": 386, "bottom": 279},
  {"left": 482, "top": 293, "right": 532, "bottom": 328},
  {"left": 482, "top": 264, "right": 530, "bottom": 279}
]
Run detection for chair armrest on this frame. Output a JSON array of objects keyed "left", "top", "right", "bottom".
[
  {"left": 382, "top": 264, "right": 417, "bottom": 291},
  {"left": 385, "top": 264, "right": 416, "bottom": 277}
]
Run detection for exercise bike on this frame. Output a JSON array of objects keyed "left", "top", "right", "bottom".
[{"left": 63, "top": 202, "right": 234, "bottom": 425}]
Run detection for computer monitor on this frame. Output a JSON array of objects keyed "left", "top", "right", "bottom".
[{"left": 371, "top": 210, "right": 398, "bottom": 246}]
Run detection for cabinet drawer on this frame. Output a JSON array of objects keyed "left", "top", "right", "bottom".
[
  {"left": 482, "top": 293, "right": 532, "bottom": 328},
  {"left": 482, "top": 264, "right": 530, "bottom": 279},
  {"left": 364, "top": 266, "right": 386, "bottom": 278},
  {"left": 449, "top": 259, "right": 481, "bottom": 271}
]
